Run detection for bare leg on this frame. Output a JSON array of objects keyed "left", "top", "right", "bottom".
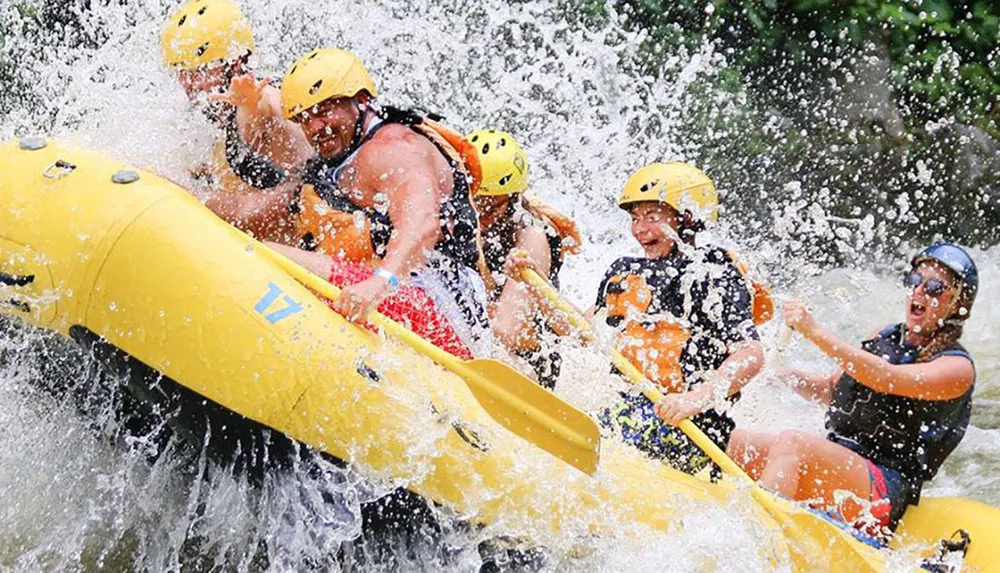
[
  {"left": 265, "top": 242, "right": 334, "bottom": 277},
  {"left": 727, "top": 429, "right": 776, "bottom": 481},
  {"left": 758, "top": 430, "right": 873, "bottom": 522}
]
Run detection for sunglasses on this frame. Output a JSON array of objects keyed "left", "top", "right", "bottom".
[{"left": 903, "top": 271, "right": 951, "bottom": 297}]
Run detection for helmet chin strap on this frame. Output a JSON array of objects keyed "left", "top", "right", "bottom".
[{"left": 349, "top": 98, "right": 368, "bottom": 151}]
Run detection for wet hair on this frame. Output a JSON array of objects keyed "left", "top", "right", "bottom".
[
  {"left": 225, "top": 53, "right": 251, "bottom": 83},
  {"left": 915, "top": 263, "right": 972, "bottom": 363},
  {"left": 917, "top": 321, "right": 964, "bottom": 363},
  {"left": 678, "top": 212, "right": 704, "bottom": 246}
]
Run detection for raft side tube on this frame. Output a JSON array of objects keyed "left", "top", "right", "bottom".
[
  {"left": 894, "top": 496, "right": 1000, "bottom": 570},
  {"left": 0, "top": 138, "right": 180, "bottom": 334},
  {"left": 1, "top": 138, "right": 804, "bottom": 562}
]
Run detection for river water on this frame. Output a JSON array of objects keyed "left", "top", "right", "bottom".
[{"left": 1, "top": 0, "right": 997, "bottom": 570}]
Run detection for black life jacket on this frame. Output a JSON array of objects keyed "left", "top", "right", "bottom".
[
  {"left": 299, "top": 106, "right": 480, "bottom": 270},
  {"left": 826, "top": 323, "right": 974, "bottom": 501},
  {"left": 221, "top": 102, "right": 289, "bottom": 190}
]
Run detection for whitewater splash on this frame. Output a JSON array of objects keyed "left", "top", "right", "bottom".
[{"left": 1, "top": 0, "right": 998, "bottom": 570}]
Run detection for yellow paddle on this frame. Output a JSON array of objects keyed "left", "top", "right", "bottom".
[
  {"left": 253, "top": 242, "right": 601, "bottom": 475},
  {"left": 520, "top": 268, "right": 885, "bottom": 571}
]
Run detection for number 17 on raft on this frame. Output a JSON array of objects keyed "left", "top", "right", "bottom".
[{"left": 254, "top": 282, "right": 304, "bottom": 324}]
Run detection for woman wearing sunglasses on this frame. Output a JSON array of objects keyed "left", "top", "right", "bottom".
[{"left": 728, "top": 243, "right": 978, "bottom": 537}]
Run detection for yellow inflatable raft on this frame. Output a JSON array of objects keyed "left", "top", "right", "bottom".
[{"left": 1, "top": 138, "right": 998, "bottom": 572}]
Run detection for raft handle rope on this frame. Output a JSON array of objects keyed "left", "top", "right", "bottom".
[
  {"left": 939, "top": 529, "right": 971, "bottom": 556},
  {"left": 42, "top": 159, "right": 76, "bottom": 180},
  {"left": 2, "top": 298, "right": 31, "bottom": 313},
  {"left": 921, "top": 529, "right": 971, "bottom": 573}
]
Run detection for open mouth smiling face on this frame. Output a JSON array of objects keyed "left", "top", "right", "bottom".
[{"left": 904, "top": 262, "right": 958, "bottom": 333}]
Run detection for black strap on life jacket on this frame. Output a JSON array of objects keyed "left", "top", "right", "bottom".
[{"left": 223, "top": 112, "right": 289, "bottom": 190}]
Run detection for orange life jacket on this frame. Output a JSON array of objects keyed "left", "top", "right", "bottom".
[
  {"left": 296, "top": 184, "right": 379, "bottom": 264},
  {"left": 619, "top": 320, "right": 691, "bottom": 394},
  {"left": 604, "top": 274, "right": 690, "bottom": 393},
  {"left": 604, "top": 249, "right": 771, "bottom": 391},
  {"left": 420, "top": 117, "right": 483, "bottom": 195}
]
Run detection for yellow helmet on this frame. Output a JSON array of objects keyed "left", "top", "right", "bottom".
[
  {"left": 161, "top": 0, "right": 254, "bottom": 71},
  {"left": 466, "top": 129, "right": 529, "bottom": 196},
  {"left": 281, "top": 48, "right": 378, "bottom": 119},
  {"left": 618, "top": 162, "right": 719, "bottom": 222}
]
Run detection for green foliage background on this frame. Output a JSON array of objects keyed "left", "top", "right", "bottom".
[
  {"left": 618, "top": 0, "right": 998, "bottom": 135},
  {"left": 577, "top": 0, "right": 1000, "bottom": 252}
]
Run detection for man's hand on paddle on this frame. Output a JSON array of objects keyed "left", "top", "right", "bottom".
[
  {"left": 503, "top": 247, "right": 543, "bottom": 281},
  {"left": 332, "top": 275, "right": 391, "bottom": 323}
]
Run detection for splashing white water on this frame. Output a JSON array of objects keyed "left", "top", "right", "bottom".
[{"left": 1, "top": 0, "right": 998, "bottom": 570}]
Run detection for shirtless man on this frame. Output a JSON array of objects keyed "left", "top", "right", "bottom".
[{"left": 272, "top": 48, "right": 490, "bottom": 353}]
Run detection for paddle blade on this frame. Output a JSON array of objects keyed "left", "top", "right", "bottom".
[
  {"left": 256, "top": 241, "right": 602, "bottom": 473},
  {"left": 788, "top": 513, "right": 884, "bottom": 572},
  {"left": 753, "top": 491, "right": 884, "bottom": 572},
  {"left": 462, "top": 358, "right": 601, "bottom": 475}
]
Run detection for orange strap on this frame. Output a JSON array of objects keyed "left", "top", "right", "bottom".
[
  {"left": 419, "top": 119, "right": 483, "bottom": 195},
  {"left": 522, "top": 195, "right": 583, "bottom": 257},
  {"left": 729, "top": 250, "right": 774, "bottom": 325}
]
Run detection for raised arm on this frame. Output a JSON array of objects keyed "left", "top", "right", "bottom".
[
  {"left": 785, "top": 300, "right": 974, "bottom": 401},
  {"left": 782, "top": 368, "right": 840, "bottom": 405},
  {"left": 251, "top": 84, "right": 313, "bottom": 169},
  {"left": 195, "top": 176, "right": 298, "bottom": 242},
  {"left": 218, "top": 75, "right": 312, "bottom": 170},
  {"left": 715, "top": 339, "right": 765, "bottom": 397}
]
